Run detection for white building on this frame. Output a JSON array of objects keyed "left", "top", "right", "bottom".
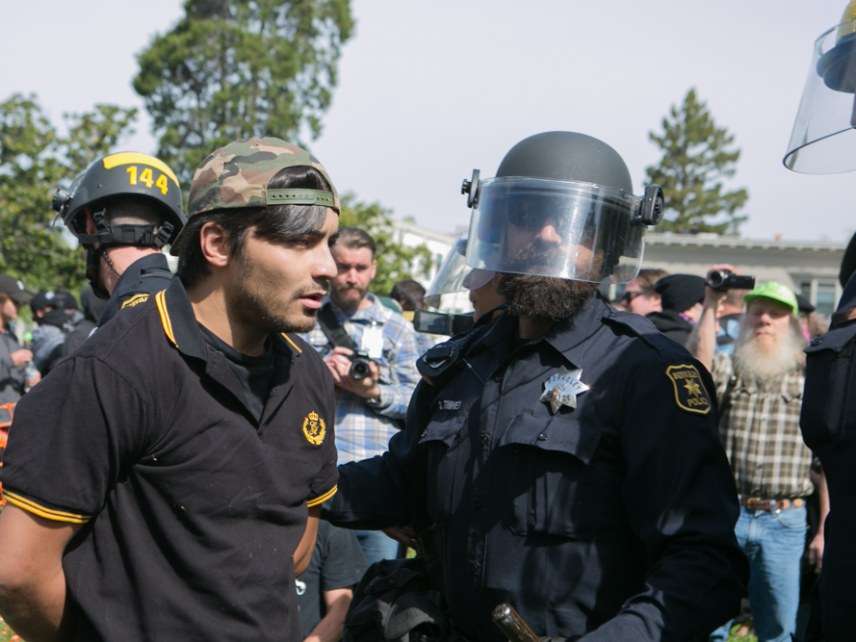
[{"left": 392, "top": 221, "right": 847, "bottom": 317}]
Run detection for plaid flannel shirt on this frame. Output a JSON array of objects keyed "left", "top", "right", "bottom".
[
  {"left": 711, "top": 352, "right": 813, "bottom": 499},
  {"left": 302, "top": 295, "right": 420, "bottom": 465}
]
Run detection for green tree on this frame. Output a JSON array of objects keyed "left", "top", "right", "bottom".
[
  {"left": 133, "top": 0, "right": 354, "bottom": 184},
  {"left": 645, "top": 88, "right": 749, "bottom": 235},
  {"left": 339, "top": 194, "right": 433, "bottom": 295},
  {"left": 0, "top": 93, "right": 137, "bottom": 291}
]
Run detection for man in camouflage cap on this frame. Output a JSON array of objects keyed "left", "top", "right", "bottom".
[{"left": 0, "top": 137, "right": 341, "bottom": 642}]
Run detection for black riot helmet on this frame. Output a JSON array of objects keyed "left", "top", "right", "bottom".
[
  {"left": 52, "top": 152, "right": 185, "bottom": 249},
  {"left": 461, "top": 131, "right": 663, "bottom": 284},
  {"left": 52, "top": 152, "right": 185, "bottom": 298}
]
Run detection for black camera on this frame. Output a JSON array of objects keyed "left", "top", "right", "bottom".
[
  {"left": 706, "top": 269, "right": 756, "bottom": 292},
  {"left": 348, "top": 352, "right": 374, "bottom": 381}
]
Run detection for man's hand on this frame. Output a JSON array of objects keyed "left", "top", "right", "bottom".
[
  {"left": 703, "top": 263, "right": 737, "bottom": 309},
  {"left": 10, "top": 349, "right": 32, "bottom": 368},
  {"left": 324, "top": 347, "right": 382, "bottom": 402},
  {"left": 383, "top": 525, "right": 417, "bottom": 548},
  {"left": 26, "top": 369, "right": 41, "bottom": 389},
  {"left": 808, "top": 531, "right": 824, "bottom": 573}
]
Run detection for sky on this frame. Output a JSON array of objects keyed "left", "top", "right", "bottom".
[{"left": 1, "top": 0, "right": 854, "bottom": 243}]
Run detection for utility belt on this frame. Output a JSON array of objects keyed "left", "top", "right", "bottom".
[{"left": 739, "top": 496, "right": 805, "bottom": 512}]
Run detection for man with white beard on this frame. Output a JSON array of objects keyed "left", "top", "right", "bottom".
[{"left": 690, "top": 267, "right": 828, "bottom": 642}]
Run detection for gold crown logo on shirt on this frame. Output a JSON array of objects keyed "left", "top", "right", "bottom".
[{"left": 302, "top": 411, "right": 326, "bottom": 446}]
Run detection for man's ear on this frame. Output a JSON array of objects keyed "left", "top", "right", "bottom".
[
  {"left": 369, "top": 258, "right": 377, "bottom": 281},
  {"left": 198, "top": 221, "right": 231, "bottom": 269}
]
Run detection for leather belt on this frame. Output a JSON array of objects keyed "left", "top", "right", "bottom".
[{"left": 740, "top": 496, "right": 805, "bottom": 512}]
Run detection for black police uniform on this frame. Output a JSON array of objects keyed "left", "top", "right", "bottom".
[
  {"left": 326, "top": 295, "right": 747, "bottom": 640},
  {"left": 0, "top": 277, "right": 338, "bottom": 642},
  {"left": 801, "top": 274, "right": 856, "bottom": 641},
  {"left": 97, "top": 252, "right": 174, "bottom": 327}
]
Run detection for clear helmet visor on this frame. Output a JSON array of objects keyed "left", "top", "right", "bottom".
[
  {"left": 785, "top": 20, "right": 856, "bottom": 173},
  {"left": 465, "top": 177, "right": 645, "bottom": 284},
  {"left": 425, "top": 236, "right": 493, "bottom": 311}
]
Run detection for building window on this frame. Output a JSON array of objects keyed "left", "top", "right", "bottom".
[{"left": 815, "top": 281, "right": 837, "bottom": 317}]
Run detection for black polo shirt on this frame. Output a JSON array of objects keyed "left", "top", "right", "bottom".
[
  {"left": 0, "top": 277, "right": 338, "bottom": 642},
  {"left": 98, "top": 252, "right": 174, "bottom": 326}
]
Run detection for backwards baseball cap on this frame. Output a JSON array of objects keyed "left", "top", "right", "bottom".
[
  {"left": 171, "top": 137, "right": 339, "bottom": 255},
  {"left": 744, "top": 281, "right": 799, "bottom": 316},
  {"left": 0, "top": 275, "right": 33, "bottom": 305}
]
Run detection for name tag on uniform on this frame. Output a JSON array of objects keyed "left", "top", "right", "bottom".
[{"left": 361, "top": 323, "right": 384, "bottom": 360}]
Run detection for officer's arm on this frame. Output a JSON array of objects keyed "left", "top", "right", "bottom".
[
  {"left": 582, "top": 350, "right": 745, "bottom": 641},
  {"left": 0, "top": 505, "right": 79, "bottom": 642},
  {"left": 323, "top": 380, "right": 433, "bottom": 529}
]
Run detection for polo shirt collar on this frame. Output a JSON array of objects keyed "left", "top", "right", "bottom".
[{"left": 154, "top": 278, "right": 304, "bottom": 362}]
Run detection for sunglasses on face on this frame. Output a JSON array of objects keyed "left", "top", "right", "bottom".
[{"left": 621, "top": 289, "right": 649, "bottom": 303}]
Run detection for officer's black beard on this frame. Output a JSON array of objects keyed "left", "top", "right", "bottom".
[{"left": 498, "top": 274, "right": 597, "bottom": 321}]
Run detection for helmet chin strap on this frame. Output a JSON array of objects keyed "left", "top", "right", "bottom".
[{"left": 85, "top": 247, "right": 120, "bottom": 300}]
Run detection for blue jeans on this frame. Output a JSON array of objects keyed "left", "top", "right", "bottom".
[
  {"left": 710, "top": 505, "right": 807, "bottom": 642},
  {"left": 355, "top": 529, "right": 400, "bottom": 566}
]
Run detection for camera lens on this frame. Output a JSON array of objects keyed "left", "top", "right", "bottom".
[{"left": 349, "top": 358, "right": 371, "bottom": 381}]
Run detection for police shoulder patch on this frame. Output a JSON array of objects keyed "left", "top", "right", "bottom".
[
  {"left": 302, "top": 410, "right": 327, "bottom": 446},
  {"left": 121, "top": 293, "right": 150, "bottom": 309},
  {"left": 665, "top": 364, "right": 711, "bottom": 415}
]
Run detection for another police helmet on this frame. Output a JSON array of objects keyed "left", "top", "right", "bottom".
[
  {"left": 461, "top": 131, "right": 662, "bottom": 284},
  {"left": 52, "top": 152, "right": 185, "bottom": 248}
]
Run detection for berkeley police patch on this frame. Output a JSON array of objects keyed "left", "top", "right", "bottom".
[
  {"left": 665, "top": 364, "right": 711, "bottom": 415},
  {"left": 302, "top": 411, "right": 327, "bottom": 446}
]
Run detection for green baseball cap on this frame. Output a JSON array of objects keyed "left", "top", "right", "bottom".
[{"left": 744, "top": 281, "right": 799, "bottom": 316}]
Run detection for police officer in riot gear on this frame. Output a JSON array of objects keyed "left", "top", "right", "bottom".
[
  {"left": 785, "top": 3, "right": 856, "bottom": 638},
  {"left": 325, "top": 131, "right": 746, "bottom": 641},
  {"left": 52, "top": 152, "right": 185, "bottom": 326}
]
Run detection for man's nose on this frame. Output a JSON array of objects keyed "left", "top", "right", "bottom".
[
  {"left": 537, "top": 222, "right": 563, "bottom": 245},
  {"left": 316, "top": 248, "right": 337, "bottom": 281}
]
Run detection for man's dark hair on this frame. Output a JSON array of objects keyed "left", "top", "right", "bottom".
[
  {"left": 176, "top": 166, "right": 331, "bottom": 287},
  {"left": 329, "top": 227, "right": 376, "bottom": 257},
  {"left": 390, "top": 279, "right": 426, "bottom": 311}
]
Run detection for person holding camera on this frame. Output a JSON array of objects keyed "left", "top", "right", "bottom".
[
  {"left": 305, "top": 227, "right": 419, "bottom": 565},
  {"left": 689, "top": 265, "right": 827, "bottom": 642}
]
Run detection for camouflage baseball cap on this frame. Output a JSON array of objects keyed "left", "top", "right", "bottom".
[{"left": 172, "top": 137, "right": 339, "bottom": 253}]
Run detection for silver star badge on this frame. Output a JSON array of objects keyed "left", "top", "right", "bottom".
[{"left": 541, "top": 367, "right": 590, "bottom": 414}]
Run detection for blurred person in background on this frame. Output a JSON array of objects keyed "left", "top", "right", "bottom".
[
  {"left": 0, "top": 276, "right": 37, "bottom": 402},
  {"left": 390, "top": 279, "right": 438, "bottom": 355},
  {"left": 62, "top": 287, "right": 106, "bottom": 357},
  {"left": 295, "top": 521, "right": 367, "bottom": 642},
  {"left": 29, "top": 290, "right": 81, "bottom": 375},
  {"left": 690, "top": 272, "right": 826, "bottom": 642},
  {"left": 619, "top": 267, "right": 667, "bottom": 315},
  {"left": 647, "top": 273, "right": 705, "bottom": 346}
]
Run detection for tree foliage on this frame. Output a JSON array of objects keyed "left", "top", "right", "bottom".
[
  {"left": 0, "top": 93, "right": 137, "bottom": 291},
  {"left": 133, "top": 0, "right": 354, "bottom": 185},
  {"left": 339, "top": 194, "right": 433, "bottom": 295},
  {"left": 645, "top": 88, "right": 749, "bottom": 235}
]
